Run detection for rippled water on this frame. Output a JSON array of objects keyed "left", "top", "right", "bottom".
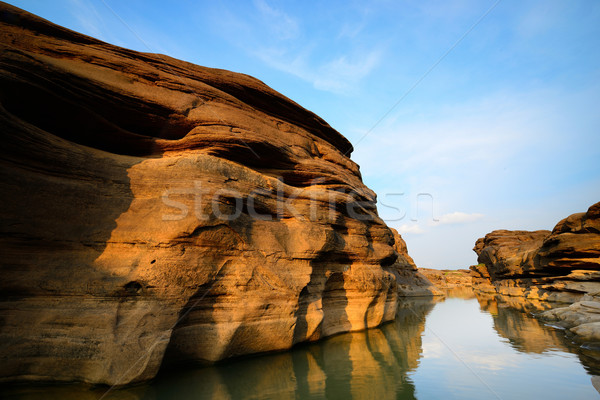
[{"left": 3, "top": 292, "right": 600, "bottom": 399}]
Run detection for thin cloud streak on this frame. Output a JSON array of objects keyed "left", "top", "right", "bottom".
[
  {"left": 397, "top": 224, "right": 426, "bottom": 235},
  {"left": 434, "top": 212, "right": 484, "bottom": 225}
]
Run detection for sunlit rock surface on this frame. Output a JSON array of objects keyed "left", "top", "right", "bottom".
[
  {"left": 471, "top": 202, "right": 600, "bottom": 302},
  {"left": 0, "top": 299, "right": 438, "bottom": 399},
  {"left": 0, "top": 3, "right": 428, "bottom": 385},
  {"left": 418, "top": 268, "right": 472, "bottom": 293},
  {"left": 471, "top": 202, "right": 600, "bottom": 342}
]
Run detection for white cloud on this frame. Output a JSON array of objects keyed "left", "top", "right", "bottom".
[
  {"left": 396, "top": 223, "right": 426, "bottom": 235},
  {"left": 314, "top": 50, "right": 383, "bottom": 93},
  {"left": 253, "top": 0, "right": 300, "bottom": 40},
  {"left": 68, "top": 0, "right": 107, "bottom": 41},
  {"left": 254, "top": 45, "right": 382, "bottom": 94},
  {"left": 434, "top": 212, "right": 484, "bottom": 225},
  {"left": 208, "top": 1, "right": 383, "bottom": 94}
]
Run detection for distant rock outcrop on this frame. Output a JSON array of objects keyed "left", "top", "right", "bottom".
[
  {"left": 471, "top": 202, "right": 600, "bottom": 341},
  {"left": 390, "top": 230, "right": 442, "bottom": 297},
  {"left": 0, "top": 3, "right": 431, "bottom": 386},
  {"left": 419, "top": 268, "right": 472, "bottom": 290}
]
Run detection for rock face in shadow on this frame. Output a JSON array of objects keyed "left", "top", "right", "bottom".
[
  {"left": 0, "top": 3, "right": 423, "bottom": 386},
  {"left": 471, "top": 202, "right": 600, "bottom": 341},
  {"left": 0, "top": 298, "right": 438, "bottom": 400},
  {"left": 389, "top": 230, "right": 442, "bottom": 297}
]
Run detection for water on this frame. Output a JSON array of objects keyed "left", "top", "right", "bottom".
[{"left": 3, "top": 292, "right": 600, "bottom": 399}]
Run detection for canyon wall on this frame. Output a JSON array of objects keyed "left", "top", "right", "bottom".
[{"left": 0, "top": 3, "right": 434, "bottom": 386}]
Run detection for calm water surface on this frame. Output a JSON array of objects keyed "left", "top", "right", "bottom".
[{"left": 4, "top": 293, "right": 600, "bottom": 399}]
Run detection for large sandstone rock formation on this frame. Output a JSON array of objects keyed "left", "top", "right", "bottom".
[
  {"left": 471, "top": 202, "right": 600, "bottom": 341},
  {"left": 0, "top": 3, "right": 432, "bottom": 386},
  {"left": 0, "top": 298, "right": 439, "bottom": 399},
  {"left": 472, "top": 202, "right": 600, "bottom": 301}
]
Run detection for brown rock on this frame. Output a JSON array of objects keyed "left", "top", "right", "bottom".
[
  {"left": 472, "top": 202, "right": 600, "bottom": 341},
  {"left": 0, "top": 297, "right": 440, "bottom": 399},
  {"left": 538, "top": 202, "right": 600, "bottom": 271},
  {"left": 541, "top": 300, "right": 600, "bottom": 342},
  {"left": 473, "top": 230, "right": 551, "bottom": 279},
  {"left": 0, "top": 3, "right": 422, "bottom": 385},
  {"left": 419, "top": 268, "right": 472, "bottom": 289}
]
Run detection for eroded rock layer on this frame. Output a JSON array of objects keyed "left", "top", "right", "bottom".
[
  {"left": 472, "top": 202, "right": 600, "bottom": 301},
  {"left": 471, "top": 202, "right": 600, "bottom": 341},
  {"left": 0, "top": 3, "right": 428, "bottom": 385}
]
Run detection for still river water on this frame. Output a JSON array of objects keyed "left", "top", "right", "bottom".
[{"left": 3, "top": 290, "right": 600, "bottom": 399}]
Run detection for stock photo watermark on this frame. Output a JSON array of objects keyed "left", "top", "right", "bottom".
[{"left": 160, "top": 178, "right": 439, "bottom": 224}]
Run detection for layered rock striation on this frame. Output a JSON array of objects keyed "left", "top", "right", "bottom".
[
  {"left": 0, "top": 3, "right": 432, "bottom": 386},
  {"left": 471, "top": 202, "right": 600, "bottom": 341},
  {"left": 472, "top": 202, "right": 600, "bottom": 301}
]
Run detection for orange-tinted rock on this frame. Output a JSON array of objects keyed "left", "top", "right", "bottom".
[
  {"left": 538, "top": 202, "right": 600, "bottom": 271},
  {"left": 473, "top": 230, "right": 551, "bottom": 279},
  {"left": 472, "top": 202, "right": 600, "bottom": 341},
  {"left": 419, "top": 268, "right": 472, "bottom": 289},
  {"left": 473, "top": 203, "right": 600, "bottom": 294},
  {"left": 0, "top": 3, "right": 422, "bottom": 385}
]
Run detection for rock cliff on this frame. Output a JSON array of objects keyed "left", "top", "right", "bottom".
[
  {"left": 472, "top": 202, "right": 600, "bottom": 302},
  {"left": 0, "top": 3, "right": 430, "bottom": 386},
  {"left": 0, "top": 298, "right": 439, "bottom": 399},
  {"left": 390, "top": 229, "right": 441, "bottom": 297},
  {"left": 471, "top": 202, "right": 600, "bottom": 341}
]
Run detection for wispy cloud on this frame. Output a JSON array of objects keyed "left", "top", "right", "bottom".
[
  {"left": 208, "top": 1, "right": 383, "bottom": 94},
  {"left": 314, "top": 50, "right": 383, "bottom": 93},
  {"left": 516, "top": 1, "right": 565, "bottom": 38},
  {"left": 397, "top": 223, "right": 426, "bottom": 235},
  {"left": 253, "top": 0, "right": 300, "bottom": 40},
  {"left": 68, "top": 0, "right": 107, "bottom": 41},
  {"left": 255, "top": 47, "right": 383, "bottom": 94},
  {"left": 434, "top": 212, "right": 484, "bottom": 225}
]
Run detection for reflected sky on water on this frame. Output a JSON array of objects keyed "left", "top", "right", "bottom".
[{"left": 3, "top": 294, "right": 599, "bottom": 399}]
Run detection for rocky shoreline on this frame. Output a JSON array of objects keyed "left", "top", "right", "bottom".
[
  {"left": 471, "top": 202, "right": 600, "bottom": 343},
  {"left": 1, "top": 1, "right": 598, "bottom": 390},
  {"left": 418, "top": 268, "right": 472, "bottom": 290}
]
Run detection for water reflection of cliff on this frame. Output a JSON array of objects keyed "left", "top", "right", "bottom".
[
  {"left": 441, "top": 286, "right": 476, "bottom": 300},
  {"left": 475, "top": 292, "right": 600, "bottom": 375},
  {"left": 1, "top": 298, "right": 438, "bottom": 400}
]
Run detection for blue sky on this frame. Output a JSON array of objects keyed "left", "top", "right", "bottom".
[{"left": 9, "top": 0, "right": 600, "bottom": 268}]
